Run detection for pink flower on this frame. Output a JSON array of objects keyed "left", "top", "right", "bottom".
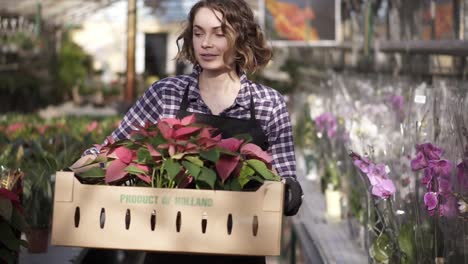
[
  {"left": 437, "top": 177, "right": 452, "bottom": 195},
  {"left": 438, "top": 194, "right": 457, "bottom": 218},
  {"left": 371, "top": 179, "right": 396, "bottom": 199},
  {"left": 457, "top": 160, "right": 468, "bottom": 190},
  {"left": 6, "top": 122, "right": 24, "bottom": 133},
  {"left": 350, "top": 152, "right": 371, "bottom": 173},
  {"left": 314, "top": 112, "right": 337, "bottom": 138},
  {"left": 421, "top": 168, "right": 433, "bottom": 189},
  {"left": 87, "top": 121, "right": 99, "bottom": 133},
  {"left": 428, "top": 159, "right": 452, "bottom": 179},
  {"left": 416, "top": 143, "right": 444, "bottom": 161},
  {"left": 410, "top": 151, "right": 428, "bottom": 171},
  {"left": 424, "top": 192, "right": 438, "bottom": 211},
  {"left": 36, "top": 125, "right": 49, "bottom": 135},
  {"left": 367, "top": 163, "right": 388, "bottom": 185}
]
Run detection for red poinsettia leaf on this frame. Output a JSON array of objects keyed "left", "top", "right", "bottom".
[
  {"left": 157, "top": 121, "right": 174, "bottom": 140},
  {"left": 241, "top": 143, "right": 272, "bottom": 164},
  {"left": 105, "top": 160, "right": 129, "bottom": 183},
  {"left": 0, "top": 188, "right": 19, "bottom": 203},
  {"left": 174, "top": 126, "right": 202, "bottom": 139},
  {"left": 216, "top": 155, "right": 240, "bottom": 183},
  {"left": 158, "top": 143, "right": 170, "bottom": 149},
  {"left": 160, "top": 117, "right": 181, "bottom": 127},
  {"left": 180, "top": 114, "right": 196, "bottom": 126},
  {"left": 115, "top": 146, "right": 135, "bottom": 164},
  {"left": 199, "top": 128, "right": 213, "bottom": 140},
  {"left": 134, "top": 164, "right": 151, "bottom": 183},
  {"left": 145, "top": 143, "right": 161, "bottom": 157},
  {"left": 217, "top": 138, "right": 244, "bottom": 152},
  {"left": 185, "top": 143, "right": 198, "bottom": 151}
]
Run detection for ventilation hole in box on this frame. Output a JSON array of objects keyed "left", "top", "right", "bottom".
[
  {"left": 176, "top": 211, "right": 182, "bottom": 232},
  {"left": 74, "top": 207, "right": 80, "bottom": 228},
  {"left": 150, "top": 210, "right": 156, "bottom": 231},
  {"left": 227, "top": 214, "right": 233, "bottom": 235},
  {"left": 125, "top": 209, "right": 131, "bottom": 230},
  {"left": 252, "top": 215, "right": 258, "bottom": 236},
  {"left": 100, "top": 208, "right": 106, "bottom": 229},
  {"left": 201, "top": 212, "right": 208, "bottom": 234}
]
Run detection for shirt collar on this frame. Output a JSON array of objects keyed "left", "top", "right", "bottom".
[{"left": 188, "top": 64, "right": 252, "bottom": 109}]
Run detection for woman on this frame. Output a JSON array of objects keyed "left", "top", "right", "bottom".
[{"left": 85, "top": 0, "right": 302, "bottom": 263}]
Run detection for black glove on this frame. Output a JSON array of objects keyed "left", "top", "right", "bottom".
[{"left": 283, "top": 177, "right": 303, "bottom": 216}]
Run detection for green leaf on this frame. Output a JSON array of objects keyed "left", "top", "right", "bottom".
[
  {"left": 246, "top": 159, "right": 280, "bottom": 181},
  {"left": 0, "top": 221, "right": 20, "bottom": 251},
  {"left": 0, "top": 197, "right": 13, "bottom": 222},
  {"left": 164, "top": 159, "right": 181, "bottom": 180},
  {"left": 369, "top": 233, "right": 392, "bottom": 264},
  {"left": 200, "top": 149, "right": 220, "bottom": 163},
  {"left": 238, "top": 163, "right": 255, "bottom": 188},
  {"left": 225, "top": 178, "right": 242, "bottom": 191},
  {"left": 198, "top": 167, "right": 217, "bottom": 189},
  {"left": 181, "top": 160, "right": 201, "bottom": 178},
  {"left": 137, "top": 148, "right": 151, "bottom": 163},
  {"left": 399, "top": 224, "right": 416, "bottom": 264},
  {"left": 125, "top": 165, "right": 148, "bottom": 175},
  {"left": 78, "top": 167, "right": 105, "bottom": 178},
  {"left": 149, "top": 135, "right": 167, "bottom": 147},
  {"left": 9, "top": 207, "right": 27, "bottom": 232},
  {"left": 184, "top": 156, "right": 204, "bottom": 167},
  {"left": 171, "top": 152, "right": 186, "bottom": 160},
  {"left": 0, "top": 248, "right": 15, "bottom": 264},
  {"left": 217, "top": 148, "right": 238, "bottom": 156}
]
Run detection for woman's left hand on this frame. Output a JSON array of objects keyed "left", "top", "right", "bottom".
[{"left": 282, "top": 177, "right": 303, "bottom": 216}]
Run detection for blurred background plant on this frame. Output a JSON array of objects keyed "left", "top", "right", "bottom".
[{"left": 0, "top": 113, "right": 120, "bottom": 252}]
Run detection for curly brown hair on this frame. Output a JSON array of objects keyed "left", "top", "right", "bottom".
[{"left": 176, "top": 0, "right": 272, "bottom": 73}]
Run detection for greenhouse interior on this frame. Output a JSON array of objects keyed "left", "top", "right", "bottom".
[{"left": 1, "top": 0, "right": 468, "bottom": 263}]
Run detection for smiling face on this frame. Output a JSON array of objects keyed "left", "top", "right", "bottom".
[{"left": 192, "top": 7, "right": 234, "bottom": 74}]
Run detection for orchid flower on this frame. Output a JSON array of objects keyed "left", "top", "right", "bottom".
[{"left": 350, "top": 151, "right": 396, "bottom": 199}]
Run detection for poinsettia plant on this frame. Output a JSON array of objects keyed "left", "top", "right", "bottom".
[
  {"left": 71, "top": 114, "right": 280, "bottom": 191},
  {"left": 0, "top": 168, "right": 28, "bottom": 264}
]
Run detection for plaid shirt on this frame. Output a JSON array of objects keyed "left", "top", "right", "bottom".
[{"left": 86, "top": 66, "right": 296, "bottom": 178}]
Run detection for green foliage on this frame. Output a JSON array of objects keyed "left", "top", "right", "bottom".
[
  {"left": 0, "top": 114, "right": 120, "bottom": 229},
  {"left": 57, "top": 32, "right": 90, "bottom": 96}
]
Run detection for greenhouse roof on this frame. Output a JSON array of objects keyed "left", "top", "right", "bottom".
[{"left": 0, "top": 0, "right": 120, "bottom": 25}]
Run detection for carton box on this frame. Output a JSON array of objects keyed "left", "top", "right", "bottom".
[{"left": 51, "top": 171, "right": 284, "bottom": 256}]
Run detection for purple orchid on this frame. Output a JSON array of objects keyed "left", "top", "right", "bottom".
[
  {"left": 410, "top": 151, "right": 428, "bottom": 171},
  {"left": 350, "top": 151, "right": 396, "bottom": 199},
  {"left": 372, "top": 178, "right": 396, "bottom": 199},
  {"left": 367, "top": 163, "right": 388, "bottom": 185},
  {"left": 424, "top": 192, "right": 438, "bottom": 211},
  {"left": 314, "top": 112, "right": 338, "bottom": 138},
  {"left": 428, "top": 159, "right": 452, "bottom": 179},
  {"left": 415, "top": 143, "right": 444, "bottom": 161},
  {"left": 438, "top": 194, "right": 458, "bottom": 217},
  {"left": 421, "top": 168, "right": 434, "bottom": 189},
  {"left": 457, "top": 160, "right": 468, "bottom": 191},
  {"left": 411, "top": 143, "right": 458, "bottom": 218}
]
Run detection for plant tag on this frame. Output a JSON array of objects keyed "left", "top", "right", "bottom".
[
  {"left": 385, "top": 165, "right": 391, "bottom": 174},
  {"left": 414, "top": 82, "right": 427, "bottom": 104},
  {"left": 414, "top": 95, "right": 426, "bottom": 104}
]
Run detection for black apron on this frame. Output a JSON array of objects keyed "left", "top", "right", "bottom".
[{"left": 144, "top": 83, "right": 269, "bottom": 264}]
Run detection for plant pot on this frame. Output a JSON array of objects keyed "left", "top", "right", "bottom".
[
  {"left": 325, "top": 189, "right": 342, "bottom": 221},
  {"left": 26, "top": 228, "right": 50, "bottom": 253}
]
